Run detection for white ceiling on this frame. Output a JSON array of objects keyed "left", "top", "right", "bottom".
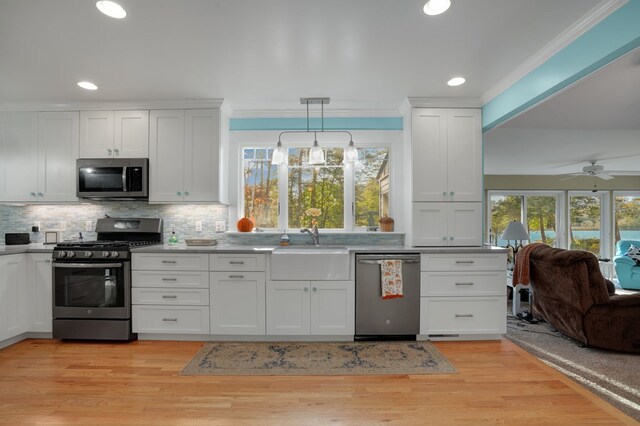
[
  {"left": 484, "top": 47, "right": 640, "bottom": 175},
  {"left": 0, "top": 0, "right": 603, "bottom": 111}
]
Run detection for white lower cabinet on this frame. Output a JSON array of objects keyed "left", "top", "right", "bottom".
[
  {"left": 132, "top": 253, "right": 210, "bottom": 335},
  {"left": 210, "top": 271, "right": 265, "bottom": 335},
  {"left": 0, "top": 254, "right": 29, "bottom": 341},
  {"left": 266, "top": 280, "right": 354, "bottom": 336},
  {"left": 28, "top": 253, "right": 53, "bottom": 333},
  {"left": 420, "top": 253, "right": 506, "bottom": 339}
]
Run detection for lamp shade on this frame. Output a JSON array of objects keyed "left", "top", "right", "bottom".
[
  {"left": 271, "top": 141, "right": 287, "bottom": 165},
  {"left": 308, "top": 140, "right": 325, "bottom": 164},
  {"left": 500, "top": 220, "right": 530, "bottom": 241}
]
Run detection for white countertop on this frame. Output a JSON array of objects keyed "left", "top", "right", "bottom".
[{"left": 0, "top": 243, "right": 55, "bottom": 255}]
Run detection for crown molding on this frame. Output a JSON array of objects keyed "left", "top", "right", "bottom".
[
  {"left": 404, "top": 97, "right": 482, "bottom": 112},
  {"left": 230, "top": 108, "right": 401, "bottom": 119},
  {"left": 481, "top": 0, "right": 627, "bottom": 104},
  {"left": 0, "top": 99, "right": 225, "bottom": 112}
]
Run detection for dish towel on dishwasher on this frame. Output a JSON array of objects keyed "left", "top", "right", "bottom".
[{"left": 381, "top": 259, "right": 403, "bottom": 299}]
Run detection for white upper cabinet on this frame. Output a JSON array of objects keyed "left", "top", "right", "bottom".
[
  {"left": 412, "top": 202, "right": 482, "bottom": 247},
  {"left": 0, "top": 111, "right": 77, "bottom": 203},
  {"left": 37, "top": 112, "right": 79, "bottom": 202},
  {"left": 411, "top": 108, "right": 481, "bottom": 202},
  {"left": 80, "top": 110, "right": 149, "bottom": 158},
  {"left": 0, "top": 112, "right": 38, "bottom": 202},
  {"left": 149, "top": 109, "right": 228, "bottom": 203}
]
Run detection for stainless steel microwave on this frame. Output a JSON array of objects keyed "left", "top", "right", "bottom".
[{"left": 77, "top": 158, "right": 148, "bottom": 200}]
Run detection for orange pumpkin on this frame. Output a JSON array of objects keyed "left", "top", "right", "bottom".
[{"left": 237, "top": 217, "right": 254, "bottom": 232}]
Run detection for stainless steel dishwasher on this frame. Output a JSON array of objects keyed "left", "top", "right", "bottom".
[{"left": 355, "top": 254, "right": 421, "bottom": 339}]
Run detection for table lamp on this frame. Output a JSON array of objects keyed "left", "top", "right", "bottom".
[{"left": 500, "top": 220, "right": 530, "bottom": 255}]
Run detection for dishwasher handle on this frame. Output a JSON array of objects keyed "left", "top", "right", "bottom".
[{"left": 357, "top": 255, "right": 420, "bottom": 265}]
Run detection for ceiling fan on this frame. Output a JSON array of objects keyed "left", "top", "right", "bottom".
[{"left": 560, "top": 160, "right": 639, "bottom": 181}]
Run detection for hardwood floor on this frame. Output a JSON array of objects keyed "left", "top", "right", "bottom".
[{"left": 0, "top": 339, "right": 635, "bottom": 425}]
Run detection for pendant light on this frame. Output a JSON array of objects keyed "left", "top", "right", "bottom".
[{"left": 273, "top": 98, "right": 356, "bottom": 166}]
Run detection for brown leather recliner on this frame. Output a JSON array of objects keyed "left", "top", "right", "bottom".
[{"left": 527, "top": 245, "right": 640, "bottom": 353}]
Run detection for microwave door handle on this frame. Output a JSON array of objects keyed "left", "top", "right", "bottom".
[{"left": 122, "top": 166, "right": 128, "bottom": 191}]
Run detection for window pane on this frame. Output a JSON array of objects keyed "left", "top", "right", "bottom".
[
  {"left": 526, "top": 196, "right": 557, "bottom": 246},
  {"left": 615, "top": 195, "right": 640, "bottom": 243},
  {"left": 355, "top": 148, "right": 390, "bottom": 228},
  {"left": 490, "top": 195, "right": 522, "bottom": 246},
  {"left": 569, "top": 195, "right": 600, "bottom": 256},
  {"left": 288, "top": 148, "right": 344, "bottom": 229},
  {"left": 243, "top": 149, "right": 279, "bottom": 228}
]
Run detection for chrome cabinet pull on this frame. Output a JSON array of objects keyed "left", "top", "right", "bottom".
[
  {"left": 161, "top": 260, "right": 177, "bottom": 264},
  {"left": 162, "top": 278, "right": 177, "bottom": 281},
  {"left": 162, "top": 318, "right": 178, "bottom": 322},
  {"left": 455, "top": 314, "right": 474, "bottom": 318},
  {"left": 162, "top": 295, "right": 178, "bottom": 299},
  {"left": 455, "top": 282, "right": 474, "bottom": 286},
  {"left": 229, "top": 261, "right": 245, "bottom": 265},
  {"left": 229, "top": 275, "right": 244, "bottom": 279},
  {"left": 455, "top": 260, "right": 475, "bottom": 264}
]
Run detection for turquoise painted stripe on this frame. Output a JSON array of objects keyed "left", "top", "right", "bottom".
[
  {"left": 230, "top": 117, "right": 403, "bottom": 131},
  {"left": 482, "top": 0, "right": 640, "bottom": 132}
]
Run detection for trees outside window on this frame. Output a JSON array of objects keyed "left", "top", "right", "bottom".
[
  {"left": 242, "top": 146, "right": 390, "bottom": 230},
  {"left": 614, "top": 195, "right": 640, "bottom": 243},
  {"left": 569, "top": 194, "right": 601, "bottom": 256},
  {"left": 489, "top": 193, "right": 558, "bottom": 247}
]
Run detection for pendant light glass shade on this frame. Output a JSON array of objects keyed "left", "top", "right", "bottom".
[
  {"left": 343, "top": 140, "right": 358, "bottom": 163},
  {"left": 308, "top": 139, "right": 325, "bottom": 164},
  {"left": 271, "top": 141, "right": 287, "bottom": 165}
]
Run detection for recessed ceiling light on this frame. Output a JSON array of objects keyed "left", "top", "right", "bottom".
[
  {"left": 77, "top": 81, "right": 98, "bottom": 91},
  {"left": 96, "top": 1, "right": 127, "bottom": 19},
  {"left": 447, "top": 77, "right": 466, "bottom": 87},
  {"left": 423, "top": 0, "right": 451, "bottom": 16}
]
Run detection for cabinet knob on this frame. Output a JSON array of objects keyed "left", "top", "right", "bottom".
[
  {"left": 304, "top": 287, "right": 309, "bottom": 292},
  {"left": 442, "top": 236, "right": 447, "bottom": 241},
  {"left": 442, "top": 191, "right": 447, "bottom": 196},
  {"left": 114, "top": 149, "right": 119, "bottom": 156},
  {"left": 107, "top": 148, "right": 112, "bottom": 156},
  {"left": 449, "top": 236, "right": 454, "bottom": 240},
  {"left": 184, "top": 190, "right": 189, "bottom": 196},
  {"left": 29, "top": 192, "right": 36, "bottom": 197},
  {"left": 312, "top": 287, "right": 317, "bottom": 292},
  {"left": 176, "top": 191, "right": 182, "bottom": 196},
  {"left": 450, "top": 191, "right": 454, "bottom": 196},
  {"left": 37, "top": 192, "right": 44, "bottom": 197}
]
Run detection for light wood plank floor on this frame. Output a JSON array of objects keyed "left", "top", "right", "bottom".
[{"left": 0, "top": 339, "right": 635, "bottom": 425}]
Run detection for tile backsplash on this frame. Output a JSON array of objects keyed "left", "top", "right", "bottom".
[{"left": 0, "top": 202, "right": 229, "bottom": 244}]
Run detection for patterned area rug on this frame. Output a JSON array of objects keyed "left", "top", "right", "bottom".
[{"left": 181, "top": 341, "right": 457, "bottom": 376}]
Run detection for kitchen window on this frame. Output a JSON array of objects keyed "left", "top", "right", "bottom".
[{"left": 242, "top": 146, "right": 390, "bottom": 231}]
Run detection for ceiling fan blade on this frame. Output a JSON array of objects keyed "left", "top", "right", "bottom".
[
  {"left": 559, "top": 174, "right": 582, "bottom": 181},
  {"left": 604, "top": 170, "right": 640, "bottom": 176},
  {"left": 596, "top": 173, "right": 614, "bottom": 180}
]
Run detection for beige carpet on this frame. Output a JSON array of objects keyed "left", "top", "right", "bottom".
[{"left": 181, "top": 341, "right": 457, "bottom": 376}]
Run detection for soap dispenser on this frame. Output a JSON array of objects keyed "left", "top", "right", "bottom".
[
  {"left": 168, "top": 228, "right": 178, "bottom": 245},
  {"left": 280, "top": 230, "right": 290, "bottom": 246}
]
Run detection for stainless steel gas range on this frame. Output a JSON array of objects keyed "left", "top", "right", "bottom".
[{"left": 52, "top": 217, "right": 162, "bottom": 341}]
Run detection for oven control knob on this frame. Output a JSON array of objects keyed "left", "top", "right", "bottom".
[
  {"left": 110, "top": 251, "right": 120, "bottom": 258},
  {"left": 58, "top": 251, "right": 67, "bottom": 258},
  {"left": 102, "top": 251, "right": 111, "bottom": 258},
  {"left": 84, "top": 251, "right": 93, "bottom": 258},
  {"left": 67, "top": 251, "right": 76, "bottom": 258}
]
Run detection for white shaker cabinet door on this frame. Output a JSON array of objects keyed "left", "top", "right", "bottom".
[
  {"left": 149, "top": 110, "right": 185, "bottom": 202},
  {"left": 114, "top": 110, "right": 149, "bottom": 158},
  {"left": 447, "top": 202, "right": 482, "bottom": 246},
  {"left": 37, "top": 111, "right": 79, "bottom": 202},
  {"left": 266, "top": 281, "right": 310, "bottom": 335},
  {"left": 210, "top": 272, "right": 266, "bottom": 335},
  {"left": 309, "top": 281, "right": 354, "bottom": 335},
  {"left": 0, "top": 112, "right": 38, "bottom": 202},
  {"left": 446, "top": 109, "right": 482, "bottom": 202},
  {"left": 28, "top": 254, "right": 53, "bottom": 333},
  {"left": 0, "top": 255, "right": 29, "bottom": 341},
  {"left": 411, "top": 109, "right": 448, "bottom": 202},
  {"left": 412, "top": 202, "right": 449, "bottom": 246},
  {"left": 184, "top": 109, "right": 220, "bottom": 202},
  {"left": 80, "top": 111, "right": 114, "bottom": 158}
]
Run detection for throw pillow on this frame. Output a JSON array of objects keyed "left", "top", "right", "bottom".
[{"left": 625, "top": 244, "right": 640, "bottom": 264}]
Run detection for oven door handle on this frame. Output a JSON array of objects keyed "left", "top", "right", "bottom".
[{"left": 53, "top": 262, "right": 124, "bottom": 269}]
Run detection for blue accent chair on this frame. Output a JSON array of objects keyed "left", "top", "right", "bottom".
[{"left": 613, "top": 240, "right": 640, "bottom": 290}]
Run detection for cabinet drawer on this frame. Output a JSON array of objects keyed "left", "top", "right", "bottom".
[
  {"left": 421, "top": 253, "right": 505, "bottom": 271},
  {"left": 132, "top": 305, "right": 210, "bottom": 334},
  {"left": 132, "top": 271, "right": 209, "bottom": 288},
  {"left": 132, "top": 253, "right": 209, "bottom": 271},
  {"left": 210, "top": 254, "right": 266, "bottom": 271},
  {"left": 420, "top": 297, "right": 506, "bottom": 335},
  {"left": 421, "top": 271, "right": 506, "bottom": 296},
  {"left": 132, "top": 288, "right": 210, "bottom": 305}
]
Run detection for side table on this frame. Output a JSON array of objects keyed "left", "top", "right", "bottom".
[{"left": 506, "top": 270, "right": 532, "bottom": 316}]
